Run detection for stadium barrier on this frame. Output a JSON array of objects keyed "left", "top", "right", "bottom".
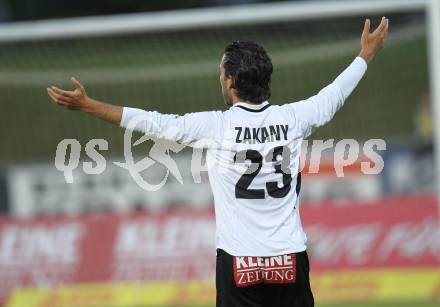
[{"left": 1, "top": 195, "right": 439, "bottom": 306}]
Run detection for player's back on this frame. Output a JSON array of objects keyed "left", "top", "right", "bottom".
[
  {"left": 119, "top": 56, "right": 367, "bottom": 258},
  {"left": 207, "top": 101, "right": 306, "bottom": 257}
]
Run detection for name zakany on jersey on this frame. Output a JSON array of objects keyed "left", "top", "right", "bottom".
[{"left": 120, "top": 56, "right": 368, "bottom": 257}]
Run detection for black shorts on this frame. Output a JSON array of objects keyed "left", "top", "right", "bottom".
[{"left": 216, "top": 249, "right": 314, "bottom": 307}]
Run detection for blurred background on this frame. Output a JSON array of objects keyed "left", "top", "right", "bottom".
[{"left": 0, "top": 0, "right": 439, "bottom": 306}]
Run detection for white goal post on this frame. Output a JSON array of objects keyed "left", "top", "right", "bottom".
[
  {"left": 0, "top": 0, "right": 439, "bottom": 205},
  {"left": 0, "top": 0, "right": 433, "bottom": 41}
]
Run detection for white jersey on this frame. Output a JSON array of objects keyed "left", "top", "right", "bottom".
[{"left": 121, "top": 56, "right": 367, "bottom": 256}]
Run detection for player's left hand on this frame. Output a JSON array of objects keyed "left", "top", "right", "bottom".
[
  {"left": 359, "top": 16, "right": 389, "bottom": 63},
  {"left": 47, "top": 77, "right": 90, "bottom": 111}
]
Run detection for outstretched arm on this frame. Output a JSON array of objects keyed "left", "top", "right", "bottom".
[
  {"left": 47, "top": 78, "right": 221, "bottom": 145},
  {"left": 287, "top": 17, "right": 389, "bottom": 137},
  {"left": 47, "top": 78, "right": 122, "bottom": 125}
]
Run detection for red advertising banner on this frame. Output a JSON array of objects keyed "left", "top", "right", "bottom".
[
  {"left": 0, "top": 209, "right": 217, "bottom": 305},
  {"left": 304, "top": 195, "right": 440, "bottom": 270},
  {"left": 0, "top": 195, "right": 439, "bottom": 305}
]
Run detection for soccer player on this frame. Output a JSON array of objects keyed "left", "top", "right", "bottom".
[{"left": 47, "top": 17, "right": 388, "bottom": 307}]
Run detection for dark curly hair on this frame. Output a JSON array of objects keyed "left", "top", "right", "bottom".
[{"left": 223, "top": 41, "right": 273, "bottom": 104}]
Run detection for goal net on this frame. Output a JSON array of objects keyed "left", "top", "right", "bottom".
[{"left": 0, "top": 0, "right": 437, "bottom": 215}]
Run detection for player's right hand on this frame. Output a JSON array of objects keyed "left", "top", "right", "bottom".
[
  {"left": 359, "top": 16, "right": 389, "bottom": 64},
  {"left": 47, "top": 77, "right": 89, "bottom": 111}
]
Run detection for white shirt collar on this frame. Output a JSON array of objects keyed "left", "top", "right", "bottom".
[{"left": 233, "top": 101, "right": 269, "bottom": 110}]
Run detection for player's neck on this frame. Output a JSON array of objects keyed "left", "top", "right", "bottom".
[{"left": 231, "top": 97, "right": 259, "bottom": 105}]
